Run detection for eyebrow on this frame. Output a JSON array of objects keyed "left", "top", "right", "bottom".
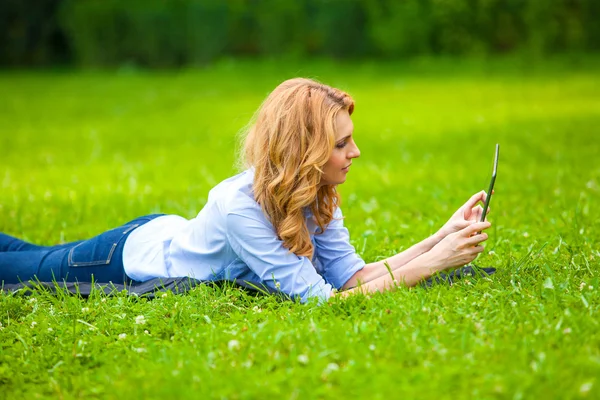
[{"left": 336, "top": 134, "right": 352, "bottom": 142}]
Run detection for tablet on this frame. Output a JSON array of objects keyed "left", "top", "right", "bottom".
[{"left": 480, "top": 144, "right": 499, "bottom": 222}]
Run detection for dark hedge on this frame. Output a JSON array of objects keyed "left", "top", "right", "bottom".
[{"left": 1, "top": 0, "right": 599, "bottom": 67}]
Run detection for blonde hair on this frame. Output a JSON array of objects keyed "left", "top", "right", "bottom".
[{"left": 241, "top": 78, "right": 355, "bottom": 259}]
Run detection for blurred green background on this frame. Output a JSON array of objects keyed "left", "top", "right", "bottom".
[
  {"left": 2, "top": 0, "right": 599, "bottom": 68},
  {"left": 2, "top": 2, "right": 600, "bottom": 399}
]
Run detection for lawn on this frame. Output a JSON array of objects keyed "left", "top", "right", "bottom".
[{"left": 0, "top": 58, "right": 599, "bottom": 399}]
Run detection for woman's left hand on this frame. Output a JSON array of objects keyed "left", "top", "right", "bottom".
[{"left": 437, "top": 190, "right": 491, "bottom": 239}]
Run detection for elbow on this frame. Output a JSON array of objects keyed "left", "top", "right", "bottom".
[{"left": 341, "top": 269, "right": 364, "bottom": 290}]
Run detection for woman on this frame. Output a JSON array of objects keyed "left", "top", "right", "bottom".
[{"left": 0, "top": 78, "right": 492, "bottom": 303}]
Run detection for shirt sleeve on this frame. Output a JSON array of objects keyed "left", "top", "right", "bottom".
[
  {"left": 225, "top": 201, "right": 333, "bottom": 304},
  {"left": 314, "top": 207, "right": 365, "bottom": 289}
]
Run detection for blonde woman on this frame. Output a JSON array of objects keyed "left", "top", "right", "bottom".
[{"left": 0, "top": 78, "right": 492, "bottom": 303}]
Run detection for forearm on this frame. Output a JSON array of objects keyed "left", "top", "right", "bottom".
[
  {"left": 337, "top": 252, "right": 437, "bottom": 297},
  {"left": 343, "top": 231, "right": 444, "bottom": 289}
]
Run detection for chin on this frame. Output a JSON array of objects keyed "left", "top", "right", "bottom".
[{"left": 320, "top": 174, "right": 347, "bottom": 187}]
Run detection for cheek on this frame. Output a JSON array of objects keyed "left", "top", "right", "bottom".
[
  {"left": 323, "top": 150, "right": 346, "bottom": 175},
  {"left": 328, "top": 152, "right": 345, "bottom": 168}
]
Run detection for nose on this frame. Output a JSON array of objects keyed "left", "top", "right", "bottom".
[{"left": 349, "top": 141, "right": 361, "bottom": 159}]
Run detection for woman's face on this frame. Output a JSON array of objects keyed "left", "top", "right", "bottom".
[{"left": 320, "top": 111, "right": 361, "bottom": 187}]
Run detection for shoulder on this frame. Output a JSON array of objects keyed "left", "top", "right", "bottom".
[
  {"left": 323, "top": 206, "right": 345, "bottom": 229},
  {"left": 208, "top": 169, "right": 273, "bottom": 232},
  {"left": 208, "top": 168, "right": 260, "bottom": 213}
]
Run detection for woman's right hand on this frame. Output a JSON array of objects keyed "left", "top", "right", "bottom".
[{"left": 426, "top": 221, "right": 491, "bottom": 272}]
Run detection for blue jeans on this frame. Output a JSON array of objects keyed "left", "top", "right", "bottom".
[{"left": 0, "top": 214, "right": 165, "bottom": 285}]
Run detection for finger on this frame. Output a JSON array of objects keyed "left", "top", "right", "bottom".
[
  {"left": 472, "top": 205, "right": 484, "bottom": 220},
  {"left": 466, "top": 232, "right": 488, "bottom": 245},
  {"left": 471, "top": 245, "right": 485, "bottom": 254},
  {"left": 456, "top": 219, "right": 474, "bottom": 229},
  {"left": 475, "top": 206, "right": 491, "bottom": 223},
  {"left": 461, "top": 221, "right": 491, "bottom": 236},
  {"left": 465, "top": 191, "right": 487, "bottom": 208},
  {"left": 463, "top": 191, "right": 487, "bottom": 218}
]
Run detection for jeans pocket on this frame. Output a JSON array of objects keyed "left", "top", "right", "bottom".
[{"left": 68, "top": 224, "right": 139, "bottom": 267}]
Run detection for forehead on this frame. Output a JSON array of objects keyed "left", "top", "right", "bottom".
[{"left": 335, "top": 111, "right": 353, "bottom": 139}]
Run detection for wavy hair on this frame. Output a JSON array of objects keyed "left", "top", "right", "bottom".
[{"left": 240, "top": 78, "right": 355, "bottom": 259}]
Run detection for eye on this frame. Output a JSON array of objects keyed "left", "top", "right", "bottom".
[{"left": 335, "top": 141, "right": 347, "bottom": 149}]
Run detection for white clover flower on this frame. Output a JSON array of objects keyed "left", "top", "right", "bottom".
[
  {"left": 135, "top": 315, "right": 146, "bottom": 325},
  {"left": 133, "top": 347, "right": 147, "bottom": 353},
  {"left": 322, "top": 363, "right": 339, "bottom": 376},
  {"left": 563, "top": 327, "right": 572, "bottom": 334},
  {"left": 101, "top": 298, "right": 107, "bottom": 303},
  {"left": 161, "top": 293, "right": 168, "bottom": 298},
  {"left": 369, "top": 344, "right": 376, "bottom": 351},
  {"left": 297, "top": 354, "right": 309, "bottom": 365},
  {"left": 28, "top": 297, "right": 37, "bottom": 303},
  {"left": 144, "top": 330, "right": 150, "bottom": 335},
  {"left": 579, "top": 282, "right": 586, "bottom": 291},
  {"left": 118, "top": 333, "right": 127, "bottom": 340},
  {"left": 30, "top": 321, "right": 37, "bottom": 328},
  {"left": 275, "top": 281, "right": 281, "bottom": 290},
  {"left": 523, "top": 232, "right": 529, "bottom": 238},
  {"left": 48, "top": 327, "right": 53, "bottom": 332},
  {"left": 252, "top": 306, "right": 262, "bottom": 313},
  {"left": 81, "top": 307, "right": 90, "bottom": 313},
  {"left": 228, "top": 339, "right": 240, "bottom": 351},
  {"left": 580, "top": 382, "right": 593, "bottom": 394}
]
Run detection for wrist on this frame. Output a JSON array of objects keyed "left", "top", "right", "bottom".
[
  {"left": 432, "top": 229, "right": 446, "bottom": 243},
  {"left": 419, "top": 250, "right": 442, "bottom": 274}
]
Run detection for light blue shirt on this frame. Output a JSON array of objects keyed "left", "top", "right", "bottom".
[{"left": 122, "top": 168, "right": 365, "bottom": 303}]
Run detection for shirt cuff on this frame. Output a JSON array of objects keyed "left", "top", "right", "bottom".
[
  {"left": 332, "top": 257, "right": 366, "bottom": 290},
  {"left": 300, "top": 280, "right": 333, "bottom": 304}
]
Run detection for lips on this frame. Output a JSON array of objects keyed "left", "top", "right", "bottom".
[{"left": 342, "top": 163, "right": 352, "bottom": 171}]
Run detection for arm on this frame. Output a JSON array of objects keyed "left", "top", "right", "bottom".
[
  {"left": 341, "top": 230, "right": 444, "bottom": 289},
  {"left": 339, "top": 220, "right": 492, "bottom": 295},
  {"left": 226, "top": 202, "right": 333, "bottom": 304},
  {"left": 340, "top": 251, "right": 439, "bottom": 295},
  {"left": 343, "top": 190, "right": 492, "bottom": 290}
]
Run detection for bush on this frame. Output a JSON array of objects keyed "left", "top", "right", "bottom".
[
  {"left": 60, "top": 0, "right": 228, "bottom": 67},
  {"left": 1, "top": 0, "right": 598, "bottom": 67},
  {"left": 0, "top": 0, "right": 69, "bottom": 66}
]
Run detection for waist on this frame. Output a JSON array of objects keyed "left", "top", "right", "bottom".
[{"left": 122, "top": 214, "right": 189, "bottom": 281}]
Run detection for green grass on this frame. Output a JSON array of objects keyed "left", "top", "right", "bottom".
[{"left": 1, "top": 58, "right": 599, "bottom": 399}]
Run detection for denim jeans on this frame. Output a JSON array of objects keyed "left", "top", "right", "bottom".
[{"left": 0, "top": 214, "right": 165, "bottom": 285}]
